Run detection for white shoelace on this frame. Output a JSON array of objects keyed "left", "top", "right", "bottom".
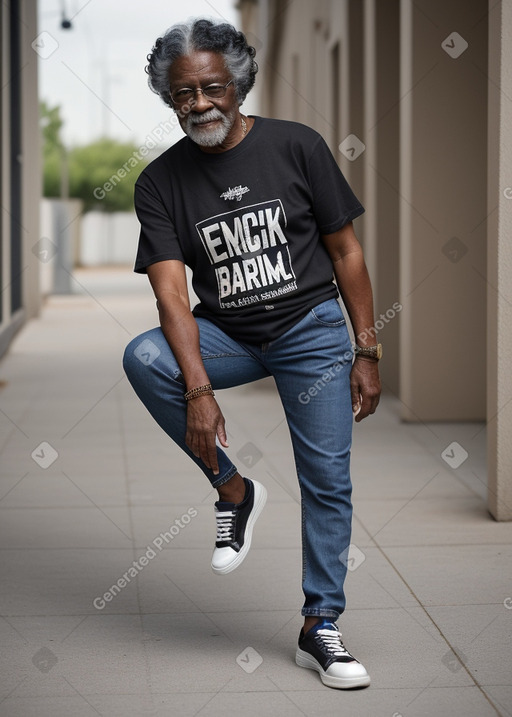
[
  {"left": 315, "top": 628, "right": 354, "bottom": 659},
  {"left": 215, "top": 509, "right": 236, "bottom": 542}
]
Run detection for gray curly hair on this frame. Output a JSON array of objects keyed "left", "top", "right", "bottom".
[{"left": 145, "top": 18, "right": 258, "bottom": 108}]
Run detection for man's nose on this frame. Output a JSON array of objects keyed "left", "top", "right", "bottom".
[{"left": 193, "top": 89, "right": 214, "bottom": 111}]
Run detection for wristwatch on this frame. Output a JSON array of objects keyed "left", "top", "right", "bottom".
[{"left": 355, "top": 343, "right": 382, "bottom": 361}]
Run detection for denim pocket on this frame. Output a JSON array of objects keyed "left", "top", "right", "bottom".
[{"left": 310, "top": 299, "right": 346, "bottom": 327}]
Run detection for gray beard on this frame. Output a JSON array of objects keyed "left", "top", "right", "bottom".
[{"left": 183, "top": 108, "right": 236, "bottom": 147}]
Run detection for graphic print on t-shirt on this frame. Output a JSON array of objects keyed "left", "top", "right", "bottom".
[
  {"left": 195, "top": 199, "right": 297, "bottom": 310},
  {"left": 220, "top": 185, "right": 250, "bottom": 202}
]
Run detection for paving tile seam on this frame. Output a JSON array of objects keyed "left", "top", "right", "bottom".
[
  {"left": 2, "top": 543, "right": 510, "bottom": 553},
  {"left": 0, "top": 546, "right": 303, "bottom": 551},
  {"left": 114, "top": 380, "right": 143, "bottom": 626},
  {"left": 352, "top": 496, "right": 491, "bottom": 503},
  {"left": 2, "top": 603, "right": 506, "bottom": 614},
  {"left": 0, "top": 609, "right": 308, "bottom": 619},
  {"left": 366, "top": 542, "right": 512, "bottom": 549},
  {"left": 0, "top": 685, "right": 502, "bottom": 699},
  {"left": 373, "top": 543, "right": 504, "bottom": 716},
  {"left": 0, "top": 501, "right": 301, "bottom": 509}
]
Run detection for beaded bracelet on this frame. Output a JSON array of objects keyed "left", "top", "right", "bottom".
[{"left": 184, "top": 383, "right": 215, "bottom": 401}]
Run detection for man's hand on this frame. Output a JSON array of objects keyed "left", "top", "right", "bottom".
[
  {"left": 185, "top": 395, "right": 229, "bottom": 474},
  {"left": 350, "top": 358, "right": 381, "bottom": 423}
]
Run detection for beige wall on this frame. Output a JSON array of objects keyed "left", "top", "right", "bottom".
[
  {"left": 242, "top": 0, "right": 487, "bottom": 419},
  {"left": 240, "top": 0, "right": 403, "bottom": 395},
  {"left": 240, "top": 0, "right": 511, "bottom": 518},
  {"left": 399, "top": 0, "right": 487, "bottom": 421}
]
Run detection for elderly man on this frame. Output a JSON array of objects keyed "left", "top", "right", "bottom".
[{"left": 123, "top": 18, "right": 381, "bottom": 689}]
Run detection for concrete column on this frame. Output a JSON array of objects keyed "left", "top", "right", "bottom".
[
  {"left": 344, "top": 0, "right": 364, "bottom": 199},
  {"left": 487, "top": 0, "right": 512, "bottom": 520},
  {"left": 1, "top": 1, "right": 11, "bottom": 331},
  {"left": 362, "top": 0, "right": 377, "bottom": 289},
  {"left": 21, "top": 0, "right": 41, "bottom": 318},
  {"left": 373, "top": 0, "right": 400, "bottom": 395},
  {"left": 399, "top": 0, "right": 487, "bottom": 421}
]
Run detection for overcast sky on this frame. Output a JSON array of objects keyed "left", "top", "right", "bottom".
[{"left": 37, "top": 0, "right": 257, "bottom": 149}]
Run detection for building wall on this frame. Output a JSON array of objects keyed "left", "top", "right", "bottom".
[
  {"left": 239, "top": 0, "right": 512, "bottom": 519},
  {"left": 240, "top": 0, "right": 487, "bottom": 419},
  {"left": 399, "top": 0, "right": 487, "bottom": 421},
  {"left": 241, "top": 0, "right": 403, "bottom": 396},
  {"left": 0, "top": 0, "right": 41, "bottom": 358}
]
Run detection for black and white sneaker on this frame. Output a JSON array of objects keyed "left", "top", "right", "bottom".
[
  {"left": 296, "top": 620, "right": 370, "bottom": 689},
  {"left": 211, "top": 478, "right": 267, "bottom": 575}
]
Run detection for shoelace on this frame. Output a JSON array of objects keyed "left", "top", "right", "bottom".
[
  {"left": 315, "top": 628, "right": 354, "bottom": 659},
  {"left": 215, "top": 509, "right": 236, "bottom": 542}
]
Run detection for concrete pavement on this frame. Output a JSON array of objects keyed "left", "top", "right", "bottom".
[{"left": 0, "top": 267, "right": 511, "bottom": 716}]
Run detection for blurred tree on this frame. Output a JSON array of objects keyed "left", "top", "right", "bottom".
[
  {"left": 68, "top": 138, "right": 147, "bottom": 213},
  {"left": 40, "top": 100, "right": 148, "bottom": 212},
  {"left": 40, "top": 100, "right": 65, "bottom": 198}
]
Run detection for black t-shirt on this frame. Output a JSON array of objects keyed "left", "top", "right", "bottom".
[{"left": 134, "top": 116, "right": 364, "bottom": 343}]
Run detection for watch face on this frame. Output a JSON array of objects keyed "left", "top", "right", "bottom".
[{"left": 377, "top": 343, "right": 383, "bottom": 359}]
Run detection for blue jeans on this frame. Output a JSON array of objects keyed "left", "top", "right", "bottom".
[{"left": 123, "top": 298, "right": 354, "bottom": 620}]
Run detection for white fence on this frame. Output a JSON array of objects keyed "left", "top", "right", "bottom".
[
  {"left": 40, "top": 199, "right": 140, "bottom": 294},
  {"left": 80, "top": 211, "right": 139, "bottom": 267}
]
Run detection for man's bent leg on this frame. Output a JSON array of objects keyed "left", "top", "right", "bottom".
[{"left": 122, "top": 318, "right": 269, "bottom": 489}]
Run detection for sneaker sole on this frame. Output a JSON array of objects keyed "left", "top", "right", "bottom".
[
  {"left": 295, "top": 648, "right": 371, "bottom": 689},
  {"left": 211, "top": 481, "right": 267, "bottom": 575}
]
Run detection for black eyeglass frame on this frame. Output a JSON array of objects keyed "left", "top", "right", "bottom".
[{"left": 169, "top": 79, "right": 234, "bottom": 105}]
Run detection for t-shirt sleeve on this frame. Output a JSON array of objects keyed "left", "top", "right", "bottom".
[
  {"left": 133, "top": 172, "right": 184, "bottom": 274},
  {"left": 307, "top": 135, "right": 365, "bottom": 234}
]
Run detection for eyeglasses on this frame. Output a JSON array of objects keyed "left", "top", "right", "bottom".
[{"left": 170, "top": 79, "right": 234, "bottom": 105}]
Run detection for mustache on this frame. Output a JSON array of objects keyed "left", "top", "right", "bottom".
[{"left": 188, "top": 109, "right": 224, "bottom": 126}]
